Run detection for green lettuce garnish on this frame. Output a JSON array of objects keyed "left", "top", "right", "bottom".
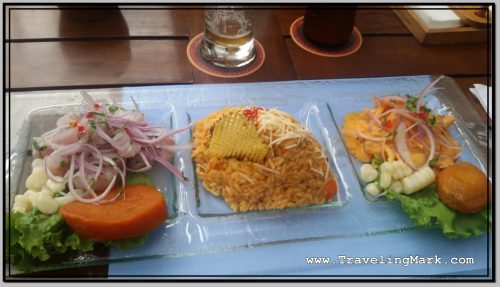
[
  {"left": 7, "top": 209, "right": 94, "bottom": 272},
  {"left": 125, "top": 172, "right": 156, "bottom": 188},
  {"left": 7, "top": 173, "right": 160, "bottom": 272},
  {"left": 386, "top": 186, "right": 491, "bottom": 238}
]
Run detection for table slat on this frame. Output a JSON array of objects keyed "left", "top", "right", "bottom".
[
  {"left": 8, "top": 8, "right": 188, "bottom": 40},
  {"left": 9, "top": 40, "right": 193, "bottom": 90},
  {"left": 287, "top": 37, "right": 489, "bottom": 79}
]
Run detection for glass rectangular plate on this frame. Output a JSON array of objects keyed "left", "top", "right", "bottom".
[
  {"left": 189, "top": 103, "right": 349, "bottom": 216},
  {"left": 7, "top": 75, "right": 490, "bottom": 274},
  {"left": 326, "top": 75, "right": 488, "bottom": 200}
]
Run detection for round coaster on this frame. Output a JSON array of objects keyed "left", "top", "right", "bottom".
[
  {"left": 187, "top": 33, "right": 265, "bottom": 78},
  {"left": 290, "top": 16, "right": 362, "bottom": 58}
]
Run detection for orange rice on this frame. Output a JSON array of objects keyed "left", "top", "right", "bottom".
[{"left": 192, "top": 107, "right": 337, "bottom": 212}]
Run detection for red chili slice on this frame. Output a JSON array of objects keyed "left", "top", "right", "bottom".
[{"left": 78, "top": 125, "right": 86, "bottom": 134}]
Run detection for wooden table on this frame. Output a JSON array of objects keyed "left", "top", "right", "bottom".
[{"left": 6, "top": 5, "right": 491, "bottom": 279}]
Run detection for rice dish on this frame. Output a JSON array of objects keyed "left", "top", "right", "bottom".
[{"left": 192, "top": 107, "right": 337, "bottom": 212}]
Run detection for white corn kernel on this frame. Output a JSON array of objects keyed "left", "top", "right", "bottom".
[
  {"left": 12, "top": 194, "right": 32, "bottom": 213},
  {"left": 379, "top": 171, "right": 392, "bottom": 189},
  {"left": 40, "top": 186, "right": 55, "bottom": 197},
  {"left": 14, "top": 194, "right": 32, "bottom": 209},
  {"left": 31, "top": 158, "right": 44, "bottom": 169},
  {"left": 391, "top": 161, "right": 413, "bottom": 180},
  {"left": 360, "top": 164, "right": 378, "bottom": 183},
  {"left": 26, "top": 167, "right": 48, "bottom": 192},
  {"left": 390, "top": 180, "right": 403, "bottom": 193},
  {"left": 46, "top": 178, "right": 66, "bottom": 194},
  {"left": 365, "top": 182, "right": 381, "bottom": 197},
  {"left": 55, "top": 194, "right": 76, "bottom": 206},
  {"left": 24, "top": 190, "right": 39, "bottom": 202},
  {"left": 33, "top": 193, "right": 59, "bottom": 214},
  {"left": 402, "top": 165, "right": 413, "bottom": 177},
  {"left": 12, "top": 205, "right": 27, "bottom": 213},
  {"left": 402, "top": 166, "right": 436, "bottom": 195},
  {"left": 380, "top": 161, "right": 396, "bottom": 176}
]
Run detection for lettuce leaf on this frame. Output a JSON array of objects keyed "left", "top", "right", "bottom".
[
  {"left": 386, "top": 186, "right": 491, "bottom": 238},
  {"left": 125, "top": 172, "right": 155, "bottom": 188},
  {"left": 7, "top": 209, "right": 94, "bottom": 272},
  {"left": 105, "top": 234, "right": 148, "bottom": 250},
  {"left": 7, "top": 173, "right": 160, "bottom": 272}
]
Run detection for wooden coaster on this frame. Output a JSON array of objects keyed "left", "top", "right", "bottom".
[
  {"left": 187, "top": 33, "right": 265, "bottom": 78},
  {"left": 290, "top": 16, "right": 362, "bottom": 58}
]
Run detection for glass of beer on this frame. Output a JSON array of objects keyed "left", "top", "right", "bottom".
[{"left": 200, "top": 8, "right": 256, "bottom": 68}]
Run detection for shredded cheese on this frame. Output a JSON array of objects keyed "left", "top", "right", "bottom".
[
  {"left": 238, "top": 172, "right": 255, "bottom": 184},
  {"left": 257, "top": 109, "right": 311, "bottom": 149},
  {"left": 310, "top": 167, "right": 324, "bottom": 176},
  {"left": 324, "top": 162, "right": 330, "bottom": 181},
  {"left": 253, "top": 163, "right": 280, "bottom": 175}
]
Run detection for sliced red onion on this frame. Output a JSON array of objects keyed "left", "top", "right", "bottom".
[
  {"left": 80, "top": 91, "right": 95, "bottom": 105},
  {"left": 130, "top": 96, "right": 141, "bottom": 113},
  {"left": 107, "top": 116, "right": 147, "bottom": 127},
  {"left": 417, "top": 123, "right": 436, "bottom": 169},
  {"left": 78, "top": 151, "right": 93, "bottom": 192},
  {"left": 96, "top": 126, "right": 119, "bottom": 149},
  {"left": 433, "top": 130, "right": 455, "bottom": 147},
  {"left": 82, "top": 143, "right": 104, "bottom": 183},
  {"left": 37, "top": 91, "right": 192, "bottom": 204},
  {"left": 368, "top": 111, "right": 384, "bottom": 130},
  {"left": 150, "top": 149, "right": 185, "bottom": 180},
  {"left": 127, "top": 151, "right": 152, "bottom": 173},
  {"left": 405, "top": 122, "right": 419, "bottom": 132},
  {"left": 43, "top": 143, "right": 81, "bottom": 183},
  {"left": 394, "top": 122, "right": 418, "bottom": 170},
  {"left": 379, "top": 108, "right": 425, "bottom": 123},
  {"left": 135, "top": 124, "right": 192, "bottom": 145},
  {"left": 69, "top": 155, "right": 118, "bottom": 204},
  {"left": 415, "top": 75, "right": 445, "bottom": 112},
  {"left": 356, "top": 130, "right": 388, "bottom": 142},
  {"left": 126, "top": 126, "right": 148, "bottom": 139},
  {"left": 378, "top": 94, "right": 407, "bottom": 104},
  {"left": 40, "top": 125, "right": 68, "bottom": 140},
  {"left": 93, "top": 156, "right": 125, "bottom": 204}
]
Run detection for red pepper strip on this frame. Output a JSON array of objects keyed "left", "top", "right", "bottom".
[{"left": 78, "top": 125, "right": 86, "bottom": 134}]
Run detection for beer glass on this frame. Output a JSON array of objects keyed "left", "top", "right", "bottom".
[
  {"left": 200, "top": 8, "right": 255, "bottom": 68},
  {"left": 303, "top": 6, "right": 356, "bottom": 47}
]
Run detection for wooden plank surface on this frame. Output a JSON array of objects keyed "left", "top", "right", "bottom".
[
  {"left": 183, "top": 10, "right": 298, "bottom": 83},
  {"left": 9, "top": 40, "right": 193, "bottom": 90},
  {"left": 276, "top": 8, "right": 410, "bottom": 36},
  {"left": 286, "top": 37, "right": 488, "bottom": 79},
  {"left": 8, "top": 8, "right": 188, "bottom": 40}
]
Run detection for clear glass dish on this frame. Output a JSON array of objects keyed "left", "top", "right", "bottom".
[
  {"left": 326, "top": 75, "right": 488, "bottom": 201},
  {"left": 188, "top": 103, "right": 349, "bottom": 216},
  {"left": 7, "top": 75, "right": 489, "bottom": 274}
]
